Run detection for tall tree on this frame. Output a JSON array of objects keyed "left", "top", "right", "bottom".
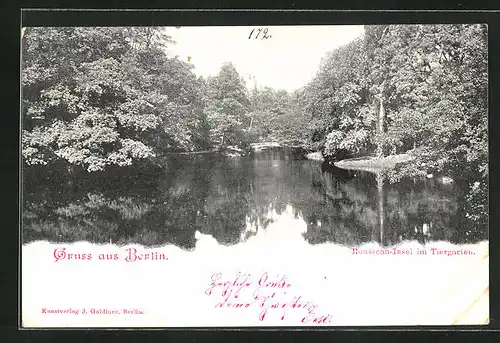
[
  {"left": 204, "top": 62, "right": 251, "bottom": 148},
  {"left": 303, "top": 37, "right": 373, "bottom": 157}
]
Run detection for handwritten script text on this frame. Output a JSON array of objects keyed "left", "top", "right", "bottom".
[{"left": 205, "top": 271, "right": 332, "bottom": 324}]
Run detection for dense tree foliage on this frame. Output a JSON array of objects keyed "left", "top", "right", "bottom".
[
  {"left": 203, "top": 62, "right": 251, "bottom": 148},
  {"left": 246, "top": 87, "right": 310, "bottom": 145},
  {"left": 22, "top": 25, "right": 488, "bottom": 231},
  {"left": 303, "top": 37, "right": 373, "bottom": 155},
  {"left": 302, "top": 24, "right": 488, "bottom": 180},
  {"left": 300, "top": 24, "right": 488, "bottom": 228},
  {"left": 22, "top": 27, "right": 306, "bottom": 169},
  {"left": 22, "top": 27, "right": 206, "bottom": 172}
]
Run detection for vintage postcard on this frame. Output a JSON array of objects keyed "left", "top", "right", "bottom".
[{"left": 21, "top": 24, "right": 489, "bottom": 327}]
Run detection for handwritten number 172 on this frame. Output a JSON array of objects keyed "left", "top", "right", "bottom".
[{"left": 249, "top": 28, "right": 271, "bottom": 39}]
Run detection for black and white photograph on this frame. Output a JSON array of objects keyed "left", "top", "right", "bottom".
[{"left": 21, "top": 23, "right": 489, "bottom": 327}]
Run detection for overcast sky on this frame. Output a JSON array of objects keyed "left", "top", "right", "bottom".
[{"left": 166, "top": 25, "right": 364, "bottom": 92}]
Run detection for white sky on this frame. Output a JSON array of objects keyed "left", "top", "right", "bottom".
[{"left": 166, "top": 25, "right": 364, "bottom": 92}]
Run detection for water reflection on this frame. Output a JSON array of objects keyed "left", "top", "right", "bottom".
[
  {"left": 22, "top": 148, "right": 487, "bottom": 249},
  {"left": 378, "top": 174, "right": 385, "bottom": 245}
]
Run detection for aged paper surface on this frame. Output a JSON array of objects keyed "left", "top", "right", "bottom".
[{"left": 21, "top": 24, "right": 489, "bottom": 327}]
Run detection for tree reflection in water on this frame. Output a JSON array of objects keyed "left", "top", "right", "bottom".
[{"left": 22, "top": 148, "right": 486, "bottom": 248}]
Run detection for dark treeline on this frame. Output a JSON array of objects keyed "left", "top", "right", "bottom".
[{"left": 22, "top": 25, "right": 488, "bottom": 230}]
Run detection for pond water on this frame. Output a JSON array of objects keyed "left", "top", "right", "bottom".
[{"left": 22, "top": 148, "right": 487, "bottom": 249}]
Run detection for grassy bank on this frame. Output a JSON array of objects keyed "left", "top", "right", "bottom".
[
  {"left": 305, "top": 152, "right": 325, "bottom": 162},
  {"left": 334, "top": 153, "right": 414, "bottom": 172}
]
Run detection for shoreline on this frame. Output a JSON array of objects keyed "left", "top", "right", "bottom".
[
  {"left": 164, "top": 143, "right": 309, "bottom": 156},
  {"left": 334, "top": 153, "right": 414, "bottom": 171},
  {"left": 305, "top": 151, "right": 325, "bottom": 162}
]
